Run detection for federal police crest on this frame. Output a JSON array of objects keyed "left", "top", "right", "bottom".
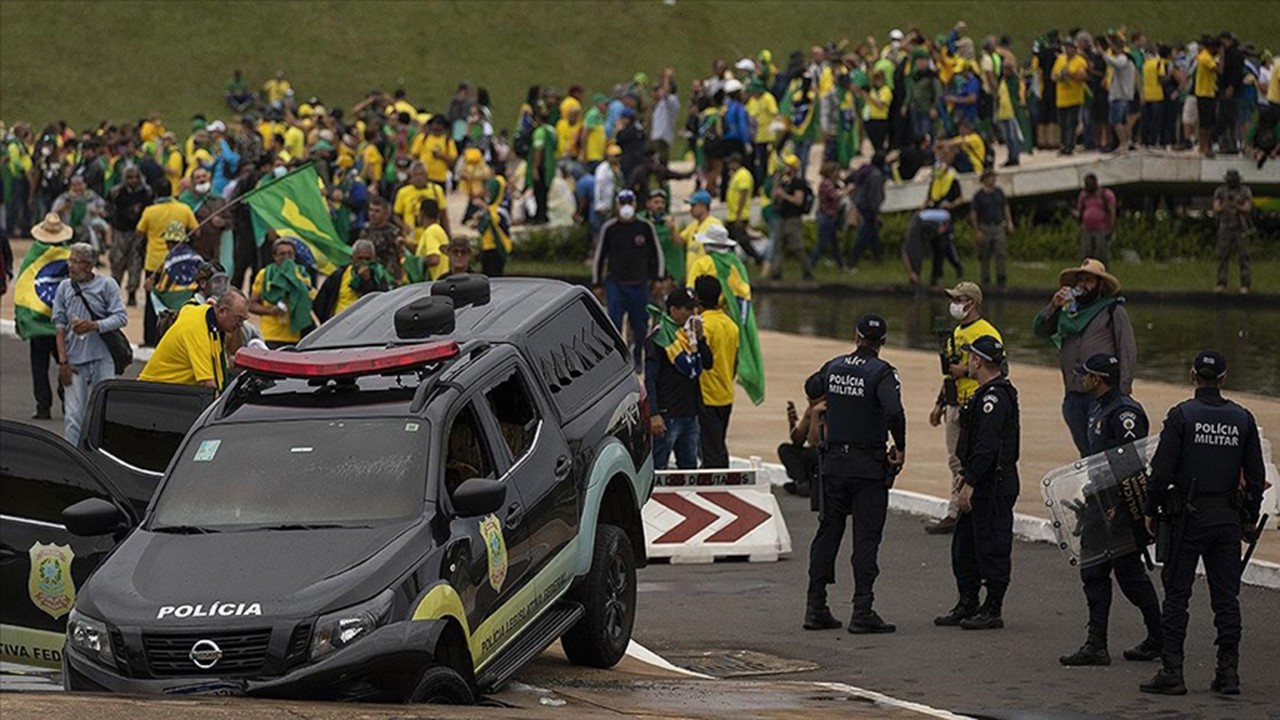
[
  {"left": 479, "top": 514, "right": 508, "bottom": 592},
  {"left": 28, "top": 542, "right": 76, "bottom": 619}
]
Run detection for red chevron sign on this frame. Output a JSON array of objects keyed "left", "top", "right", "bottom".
[{"left": 651, "top": 491, "right": 771, "bottom": 544}]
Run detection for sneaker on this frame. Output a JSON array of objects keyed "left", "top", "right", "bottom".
[{"left": 924, "top": 516, "right": 956, "bottom": 535}]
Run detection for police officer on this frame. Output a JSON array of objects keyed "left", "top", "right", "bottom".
[
  {"left": 934, "top": 335, "right": 1019, "bottom": 630},
  {"left": 1060, "top": 353, "right": 1163, "bottom": 666},
  {"left": 802, "top": 314, "right": 906, "bottom": 633},
  {"left": 1140, "top": 350, "right": 1266, "bottom": 697}
]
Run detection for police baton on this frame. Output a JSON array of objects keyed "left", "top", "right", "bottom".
[
  {"left": 1240, "top": 513, "right": 1269, "bottom": 579},
  {"left": 813, "top": 420, "right": 827, "bottom": 515}
]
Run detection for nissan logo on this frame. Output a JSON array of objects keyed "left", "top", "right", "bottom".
[{"left": 189, "top": 639, "right": 223, "bottom": 669}]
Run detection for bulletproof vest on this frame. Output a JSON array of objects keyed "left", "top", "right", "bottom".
[
  {"left": 958, "top": 378, "right": 1021, "bottom": 474},
  {"left": 822, "top": 352, "right": 890, "bottom": 447},
  {"left": 1173, "top": 397, "right": 1252, "bottom": 496},
  {"left": 1088, "top": 392, "right": 1146, "bottom": 455}
]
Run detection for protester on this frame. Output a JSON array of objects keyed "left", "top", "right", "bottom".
[
  {"left": 314, "top": 239, "right": 392, "bottom": 322},
  {"left": 809, "top": 161, "right": 845, "bottom": 270},
  {"left": 779, "top": 397, "right": 822, "bottom": 497},
  {"left": 442, "top": 234, "right": 475, "bottom": 277},
  {"left": 52, "top": 242, "right": 128, "bottom": 446},
  {"left": 592, "top": 189, "right": 662, "bottom": 368},
  {"left": 249, "top": 237, "right": 316, "bottom": 348},
  {"left": 641, "top": 190, "right": 682, "bottom": 286},
  {"left": 1074, "top": 173, "right": 1117, "bottom": 266},
  {"left": 969, "top": 170, "right": 1013, "bottom": 288},
  {"left": 1053, "top": 41, "right": 1090, "bottom": 155},
  {"left": 104, "top": 166, "right": 152, "bottom": 306},
  {"left": 178, "top": 167, "right": 229, "bottom": 261},
  {"left": 526, "top": 108, "right": 557, "bottom": 224},
  {"left": 1033, "top": 259, "right": 1137, "bottom": 456},
  {"left": 393, "top": 161, "right": 449, "bottom": 240},
  {"left": 51, "top": 175, "right": 107, "bottom": 250},
  {"left": 471, "top": 178, "right": 512, "bottom": 276},
  {"left": 694, "top": 274, "right": 738, "bottom": 469},
  {"left": 769, "top": 153, "right": 815, "bottom": 281},
  {"left": 679, "top": 189, "right": 724, "bottom": 286},
  {"left": 724, "top": 153, "right": 758, "bottom": 263},
  {"left": 361, "top": 195, "right": 408, "bottom": 283},
  {"left": 645, "top": 287, "right": 712, "bottom": 470},
  {"left": 135, "top": 187, "right": 198, "bottom": 346},
  {"left": 412, "top": 199, "right": 450, "bottom": 281},
  {"left": 847, "top": 154, "right": 887, "bottom": 271},
  {"left": 139, "top": 289, "right": 250, "bottom": 390}
]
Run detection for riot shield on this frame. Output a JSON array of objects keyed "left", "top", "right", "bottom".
[{"left": 1041, "top": 436, "right": 1159, "bottom": 568}]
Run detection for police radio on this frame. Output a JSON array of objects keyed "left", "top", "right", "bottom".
[{"left": 933, "top": 316, "right": 960, "bottom": 406}]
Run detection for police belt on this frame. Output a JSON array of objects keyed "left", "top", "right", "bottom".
[
  {"left": 824, "top": 441, "right": 883, "bottom": 454},
  {"left": 1191, "top": 493, "right": 1235, "bottom": 511}
]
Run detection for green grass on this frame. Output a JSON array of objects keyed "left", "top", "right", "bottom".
[
  {"left": 507, "top": 257, "right": 1280, "bottom": 295},
  {"left": 3, "top": 1, "right": 1276, "bottom": 131}
]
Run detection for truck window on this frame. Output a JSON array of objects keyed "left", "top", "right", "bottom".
[
  {"left": 0, "top": 429, "right": 113, "bottom": 525},
  {"left": 528, "top": 297, "right": 630, "bottom": 418},
  {"left": 444, "top": 404, "right": 495, "bottom": 496},
  {"left": 484, "top": 370, "right": 541, "bottom": 464}
]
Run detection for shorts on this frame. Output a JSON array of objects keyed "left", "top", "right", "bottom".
[
  {"left": 1182, "top": 96, "right": 1198, "bottom": 125},
  {"left": 1196, "top": 96, "right": 1217, "bottom": 129},
  {"left": 1108, "top": 100, "right": 1130, "bottom": 125}
]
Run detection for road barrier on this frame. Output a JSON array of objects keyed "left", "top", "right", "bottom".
[{"left": 644, "top": 458, "right": 792, "bottom": 563}]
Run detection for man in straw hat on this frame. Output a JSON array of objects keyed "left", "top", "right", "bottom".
[
  {"left": 1033, "top": 258, "right": 1137, "bottom": 456},
  {"left": 15, "top": 213, "right": 74, "bottom": 419}
]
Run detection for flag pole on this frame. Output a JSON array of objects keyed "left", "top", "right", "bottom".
[{"left": 183, "top": 162, "right": 319, "bottom": 239}]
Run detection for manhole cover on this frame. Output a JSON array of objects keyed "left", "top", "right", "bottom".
[{"left": 662, "top": 649, "right": 818, "bottom": 677}]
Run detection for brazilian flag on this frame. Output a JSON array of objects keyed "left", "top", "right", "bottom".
[
  {"left": 13, "top": 242, "right": 70, "bottom": 339},
  {"left": 711, "top": 251, "right": 765, "bottom": 405},
  {"left": 245, "top": 164, "right": 350, "bottom": 275}
]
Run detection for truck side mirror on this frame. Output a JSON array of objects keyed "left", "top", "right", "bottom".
[
  {"left": 62, "top": 498, "right": 129, "bottom": 537},
  {"left": 450, "top": 478, "right": 506, "bottom": 517}
]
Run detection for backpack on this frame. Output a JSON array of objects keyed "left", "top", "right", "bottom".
[
  {"left": 513, "top": 127, "right": 533, "bottom": 159},
  {"left": 799, "top": 182, "right": 815, "bottom": 214}
]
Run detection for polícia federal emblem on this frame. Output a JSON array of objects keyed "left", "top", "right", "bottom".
[
  {"left": 479, "top": 514, "right": 508, "bottom": 593},
  {"left": 28, "top": 542, "right": 76, "bottom": 619}
]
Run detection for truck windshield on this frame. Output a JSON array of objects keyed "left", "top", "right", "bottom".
[{"left": 151, "top": 419, "right": 427, "bottom": 530}]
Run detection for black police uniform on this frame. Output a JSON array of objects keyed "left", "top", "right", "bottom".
[
  {"left": 947, "top": 375, "right": 1019, "bottom": 627},
  {"left": 1062, "top": 387, "right": 1162, "bottom": 665},
  {"left": 803, "top": 346, "right": 905, "bottom": 630},
  {"left": 1141, "top": 386, "right": 1265, "bottom": 693}
]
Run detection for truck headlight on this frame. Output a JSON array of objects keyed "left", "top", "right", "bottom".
[
  {"left": 67, "top": 610, "right": 115, "bottom": 667},
  {"left": 310, "top": 590, "right": 393, "bottom": 661}
]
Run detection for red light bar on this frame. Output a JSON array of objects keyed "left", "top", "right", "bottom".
[{"left": 234, "top": 341, "right": 459, "bottom": 379}]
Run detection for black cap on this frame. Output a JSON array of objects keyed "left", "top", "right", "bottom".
[
  {"left": 1077, "top": 352, "right": 1120, "bottom": 385},
  {"left": 665, "top": 287, "right": 698, "bottom": 309},
  {"left": 856, "top": 314, "right": 887, "bottom": 342},
  {"left": 963, "top": 335, "right": 1005, "bottom": 364},
  {"left": 1193, "top": 349, "right": 1227, "bottom": 379}
]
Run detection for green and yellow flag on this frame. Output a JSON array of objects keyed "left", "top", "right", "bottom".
[
  {"left": 246, "top": 164, "right": 350, "bottom": 275},
  {"left": 13, "top": 242, "right": 70, "bottom": 339},
  {"left": 711, "top": 251, "right": 765, "bottom": 405}
]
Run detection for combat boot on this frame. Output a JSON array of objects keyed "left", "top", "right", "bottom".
[
  {"left": 933, "top": 595, "right": 979, "bottom": 627},
  {"left": 849, "top": 597, "right": 896, "bottom": 634},
  {"left": 1059, "top": 626, "right": 1110, "bottom": 666},
  {"left": 1122, "top": 635, "right": 1162, "bottom": 662},
  {"left": 960, "top": 589, "right": 1005, "bottom": 630},
  {"left": 1140, "top": 664, "right": 1187, "bottom": 695},
  {"left": 1210, "top": 646, "right": 1240, "bottom": 695},
  {"left": 803, "top": 588, "right": 842, "bottom": 630}
]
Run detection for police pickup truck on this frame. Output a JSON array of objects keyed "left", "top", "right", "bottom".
[{"left": 0, "top": 275, "right": 653, "bottom": 703}]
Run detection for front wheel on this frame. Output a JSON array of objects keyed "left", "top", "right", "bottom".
[
  {"left": 408, "top": 665, "right": 475, "bottom": 705},
  {"left": 561, "top": 524, "right": 636, "bottom": 668}
]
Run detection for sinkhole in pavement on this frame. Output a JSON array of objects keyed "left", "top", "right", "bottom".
[{"left": 661, "top": 649, "right": 819, "bottom": 678}]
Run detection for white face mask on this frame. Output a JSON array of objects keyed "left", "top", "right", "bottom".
[
  {"left": 194, "top": 181, "right": 211, "bottom": 194},
  {"left": 396, "top": 170, "right": 408, "bottom": 182},
  {"left": 948, "top": 301, "right": 968, "bottom": 320},
  {"left": 273, "top": 166, "right": 288, "bottom": 178},
  {"left": 618, "top": 204, "right": 636, "bottom": 220},
  {"left": 41, "top": 146, "right": 53, "bottom": 157}
]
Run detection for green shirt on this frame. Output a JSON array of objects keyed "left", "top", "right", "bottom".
[{"left": 526, "top": 125, "right": 558, "bottom": 185}]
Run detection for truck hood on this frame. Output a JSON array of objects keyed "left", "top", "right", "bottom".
[{"left": 76, "top": 522, "right": 428, "bottom": 626}]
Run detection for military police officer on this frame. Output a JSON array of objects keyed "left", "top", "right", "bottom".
[
  {"left": 802, "top": 314, "right": 906, "bottom": 634},
  {"left": 935, "top": 335, "right": 1019, "bottom": 631},
  {"left": 1140, "top": 350, "right": 1266, "bottom": 696},
  {"left": 1060, "top": 353, "right": 1163, "bottom": 666}
]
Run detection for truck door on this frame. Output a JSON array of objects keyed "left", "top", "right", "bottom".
[
  {"left": 0, "top": 421, "right": 135, "bottom": 668},
  {"left": 78, "top": 379, "right": 215, "bottom": 515}
]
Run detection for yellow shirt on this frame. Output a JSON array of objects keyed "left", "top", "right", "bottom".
[
  {"left": 865, "top": 85, "right": 893, "bottom": 120},
  {"left": 360, "top": 143, "right": 384, "bottom": 183},
  {"left": 746, "top": 93, "right": 779, "bottom": 143},
  {"left": 139, "top": 304, "right": 226, "bottom": 389},
  {"left": 1269, "top": 67, "right": 1280, "bottom": 104},
  {"left": 414, "top": 222, "right": 450, "bottom": 280},
  {"left": 1053, "top": 54, "right": 1089, "bottom": 108},
  {"left": 457, "top": 161, "right": 492, "bottom": 200},
  {"left": 726, "top": 167, "right": 754, "bottom": 222},
  {"left": 264, "top": 78, "right": 292, "bottom": 104},
  {"left": 681, "top": 216, "right": 725, "bottom": 286},
  {"left": 1142, "top": 57, "right": 1166, "bottom": 102},
  {"left": 163, "top": 149, "right": 184, "bottom": 195},
  {"left": 393, "top": 183, "right": 447, "bottom": 230},
  {"left": 184, "top": 148, "right": 213, "bottom": 178},
  {"left": 1194, "top": 49, "right": 1218, "bottom": 98},
  {"left": 416, "top": 134, "right": 457, "bottom": 184},
  {"left": 555, "top": 118, "right": 582, "bottom": 159},
  {"left": 136, "top": 199, "right": 198, "bottom": 272},
  {"left": 948, "top": 317, "right": 1002, "bottom": 404},
  {"left": 699, "top": 308, "right": 739, "bottom": 407},
  {"left": 960, "top": 133, "right": 986, "bottom": 174},
  {"left": 333, "top": 266, "right": 361, "bottom": 317},
  {"left": 252, "top": 266, "right": 313, "bottom": 343},
  {"left": 583, "top": 122, "right": 607, "bottom": 163},
  {"left": 996, "top": 80, "right": 1015, "bottom": 121},
  {"left": 283, "top": 126, "right": 307, "bottom": 162},
  {"left": 140, "top": 121, "right": 162, "bottom": 144}
]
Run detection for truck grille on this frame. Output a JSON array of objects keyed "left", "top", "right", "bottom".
[{"left": 142, "top": 629, "right": 272, "bottom": 676}]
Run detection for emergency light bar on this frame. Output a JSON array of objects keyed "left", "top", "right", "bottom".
[{"left": 234, "top": 341, "right": 460, "bottom": 379}]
